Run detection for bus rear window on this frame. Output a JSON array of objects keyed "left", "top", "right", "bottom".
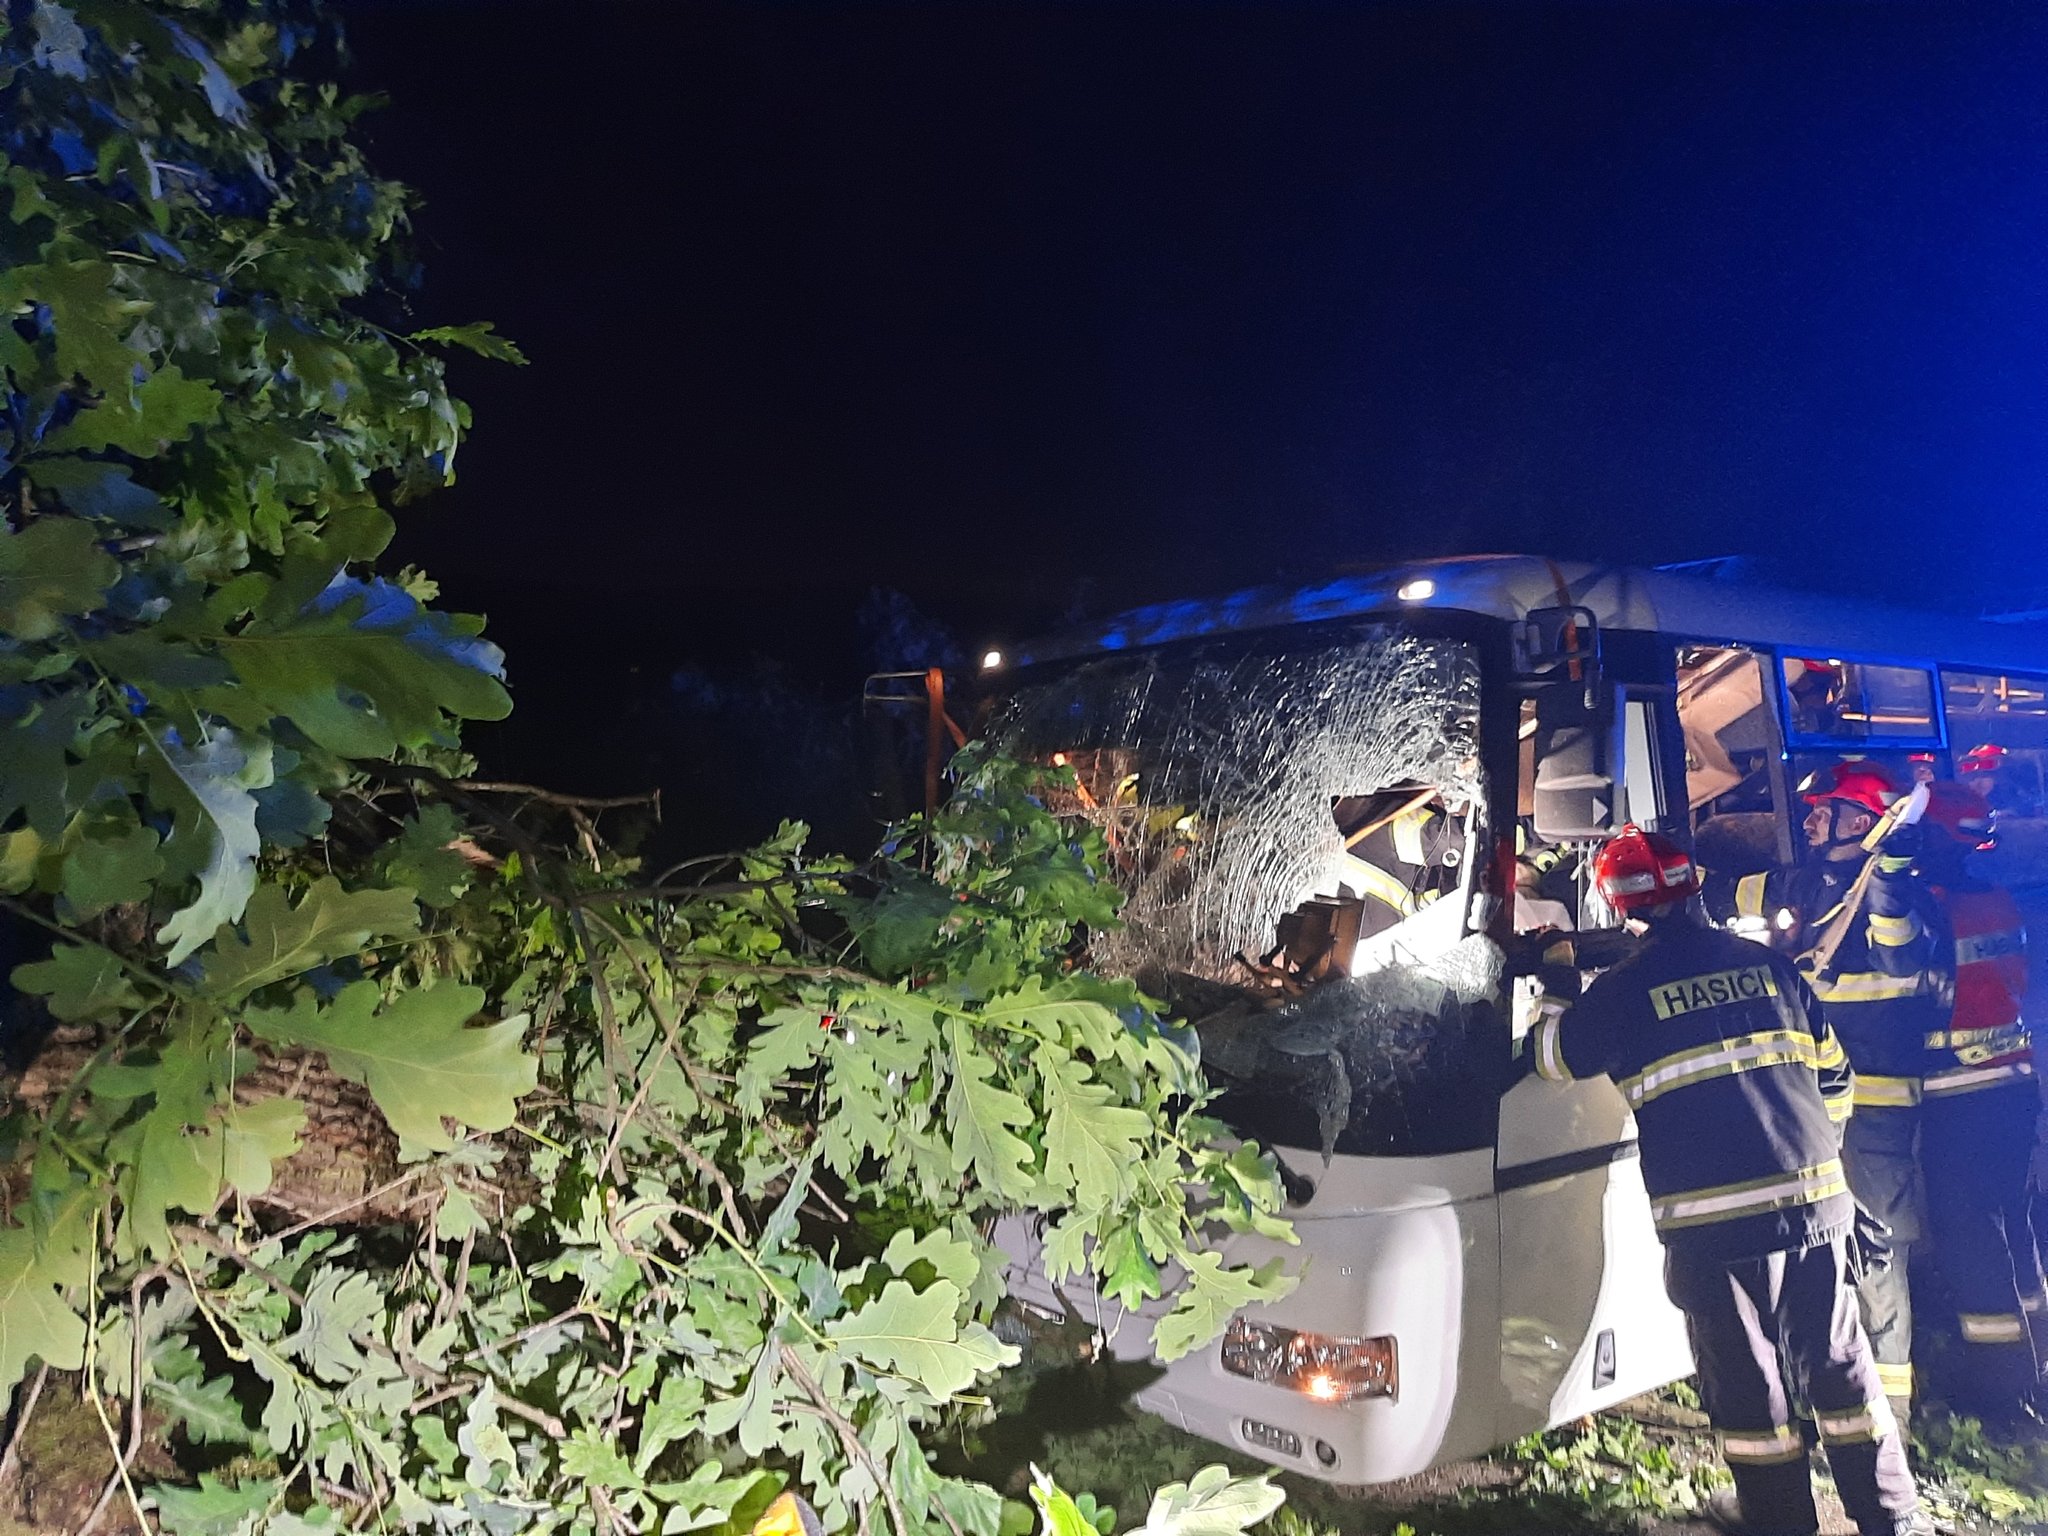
[{"left": 1781, "top": 657, "right": 1938, "bottom": 745}]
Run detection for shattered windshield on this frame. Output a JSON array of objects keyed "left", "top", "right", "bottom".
[{"left": 996, "top": 629, "right": 1503, "bottom": 1158}]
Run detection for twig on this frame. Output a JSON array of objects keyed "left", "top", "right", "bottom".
[
  {"left": 405, "top": 1381, "right": 473, "bottom": 1417},
  {"left": 175, "top": 1224, "right": 310, "bottom": 1308},
  {"left": 574, "top": 906, "right": 804, "bottom": 1167},
  {"left": 589, "top": 1484, "right": 641, "bottom": 1536},
  {"left": 450, "top": 1306, "right": 589, "bottom": 1367},
  {"left": 493, "top": 1393, "right": 569, "bottom": 1439},
  {"left": 433, "top": 1227, "right": 476, "bottom": 1334},
  {"left": 0, "top": 1364, "right": 50, "bottom": 1494},
  {"left": 268, "top": 1164, "right": 436, "bottom": 1240},
  {"left": 649, "top": 1126, "right": 749, "bottom": 1239},
  {"left": 365, "top": 764, "right": 561, "bottom": 880},
  {"left": 781, "top": 1345, "right": 910, "bottom": 1536},
  {"left": 595, "top": 960, "right": 752, "bottom": 1239},
  {"left": 570, "top": 879, "right": 819, "bottom": 907},
  {"left": 173, "top": 1226, "right": 440, "bottom": 1386},
  {"left": 81, "top": 1271, "right": 157, "bottom": 1535},
  {"left": 123, "top": 1273, "right": 148, "bottom": 1460},
  {"left": 0, "top": 899, "right": 183, "bottom": 1006},
  {"left": 454, "top": 781, "right": 661, "bottom": 812},
  {"left": 565, "top": 908, "right": 630, "bottom": 1178},
  {"left": 79, "top": 1266, "right": 153, "bottom": 1536}
]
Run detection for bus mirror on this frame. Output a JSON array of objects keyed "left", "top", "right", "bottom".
[
  {"left": 861, "top": 668, "right": 970, "bottom": 824},
  {"left": 1514, "top": 605, "right": 1600, "bottom": 685},
  {"left": 1531, "top": 685, "right": 1622, "bottom": 840},
  {"left": 861, "top": 671, "right": 928, "bottom": 823}
]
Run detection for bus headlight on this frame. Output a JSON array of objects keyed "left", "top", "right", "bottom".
[{"left": 1220, "top": 1317, "right": 1398, "bottom": 1403}]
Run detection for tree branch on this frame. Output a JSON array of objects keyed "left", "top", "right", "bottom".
[
  {"left": 454, "top": 781, "right": 660, "bottom": 813},
  {"left": 781, "top": 1345, "right": 910, "bottom": 1536},
  {"left": 0, "top": 1364, "right": 49, "bottom": 1495}
]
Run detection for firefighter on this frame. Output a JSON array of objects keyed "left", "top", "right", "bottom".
[
  {"left": 1333, "top": 789, "right": 1461, "bottom": 939},
  {"left": 1723, "top": 762, "right": 1948, "bottom": 1417},
  {"left": 1958, "top": 741, "right": 2011, "bottom": 811},
  {"left": 1915, "top": 779, "right": 2047, "bottom": 1412},
  {"left": 1531, "top": 825, "right": 1926, "bottom": 1536}
]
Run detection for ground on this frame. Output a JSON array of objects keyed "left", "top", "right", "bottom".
[{"left": 952, "top": 1353, "right": 2048, "bottom": 1536}]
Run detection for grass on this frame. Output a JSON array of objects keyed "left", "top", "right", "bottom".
[
  {"left": 1908, "top": 1407, "right": 2048, "bottom": 1531},
  {"left": 963, "top": 1326, "right": 2048, "bottom": 1536}
]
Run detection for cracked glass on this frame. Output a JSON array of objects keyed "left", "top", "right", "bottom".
[{"left": 996, "top": 629, "right": 1503, "bottom": 1157}]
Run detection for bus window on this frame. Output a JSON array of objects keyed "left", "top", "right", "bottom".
[
  {"left": 1620, "top": 694, "right": 1665, "bottom": 832},
  {"left": 1512, "top": 698, "right": 1585, "bottom": 931},
  {"left": 1676, "top": 646, "right": 1787, "bottom": 877},
  {"left": 1942, "top": 669, "right": 2048, "bottom": 902},
  {"left": 1781, "top": 657, "right": 1939, "bottom": 744},
  {"left": 1508, "top": 689, "right": 1665, "bottom": 934},
  {"left": 1942, "top": 669, "right": 2048, "bottom": 821}
]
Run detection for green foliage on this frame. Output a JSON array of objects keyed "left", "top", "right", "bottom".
[
  {"left": 0, "top": 8, "right": 1293, "bottom": 1535},
  {"left": 1910, "top": 1407, "right": 2048, "bottom": 1527},
  {"left": 244, "top": 981, "right": 533, "bottom": 1153},
  {"left": 1495, "top": 1413, "right": 1723, "bottom": 1524},
  {"left": 1029, "top": 1465, "right": 1283, "bottom": 1536}
]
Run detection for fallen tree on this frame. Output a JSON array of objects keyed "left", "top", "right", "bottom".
[{"left": 0, "top": 6, "right": 1292, "bottom": 1533}]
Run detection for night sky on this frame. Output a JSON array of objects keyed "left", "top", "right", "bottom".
[{"left": 333, "top": 1, "right": 2048, "bottom": 837}]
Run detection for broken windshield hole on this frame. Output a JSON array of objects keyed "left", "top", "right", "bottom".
[{"left": 996, "top": 631, "right": 1501, "bottom": 1158}]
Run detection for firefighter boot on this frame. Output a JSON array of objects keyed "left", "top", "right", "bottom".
[{"left": 1705, "top": 1487, "right": 1818, "bottom": 1536}]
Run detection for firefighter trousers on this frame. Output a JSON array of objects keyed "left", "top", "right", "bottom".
[
  {"left": 1843, "top": 1091, "right": 2044, "bottom": 1412},
  {"left": 1841, "top": 1105, "right": 1920, "bottom": 1405},
  {"left": 1921, "top": 1084, "right": 2044, "bottom": 1411},
  {"left": 1665, "top": 1236, "right": 1919, "bottom": 1536}
]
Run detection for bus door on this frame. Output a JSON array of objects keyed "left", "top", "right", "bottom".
[{"left": 1495, "top": 633, "right": 1694, "bottom": 1435}]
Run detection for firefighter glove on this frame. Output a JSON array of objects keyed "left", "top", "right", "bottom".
[
  {"left": 1850, "top": 1201, "right": 1894, "bottom": 1281},
  {"left": 1863, "top": 781, "right": 1931, "bottom": 853}
]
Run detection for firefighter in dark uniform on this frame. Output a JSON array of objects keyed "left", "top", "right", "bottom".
[
  {"left": 1532, "top": 824, "right": 1925, "bottom": 1536},
  {"left": 1914, "top": 780, "right": 2047, "bottom": 1411},
  {"left": 1721, "top": 762, "right": 1949, "bottom": 1418}
]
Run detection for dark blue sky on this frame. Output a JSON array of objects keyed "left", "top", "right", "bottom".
[{"left": 345, "top": 1, "right": 2048, "bottom": 641}]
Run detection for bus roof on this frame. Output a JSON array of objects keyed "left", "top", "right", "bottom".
[{"left": 1006, "top": 555, "right": 2048, "bottom": 677}]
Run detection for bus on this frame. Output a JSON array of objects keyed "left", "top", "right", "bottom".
[{"left": 946, "top": 555, "right": 2048, "bottom": 1485}]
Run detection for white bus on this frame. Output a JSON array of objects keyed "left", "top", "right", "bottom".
[{"left": 965, "top": 555, "right": 2048, "bottom": 1484}]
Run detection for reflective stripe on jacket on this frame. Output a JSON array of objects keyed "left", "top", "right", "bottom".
[
  {"left": 1923, "top": 880, "right": 2033, "bottom": 1098},
  {"left": 1720, "top": 862, "right": 1949, "bottom": 1089},
  {"left": 1532, "top": 920, "right": 1854, "bottom": 1261}
]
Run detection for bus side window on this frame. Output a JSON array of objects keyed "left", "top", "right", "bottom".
[
  {"left": 1676, "top": 646, "right": 1788, "bottom": 878},
  {"left": 1619, "top": 694, "right": 1666, "bottom": 833},
  {"left": 1942, "top": 668, "right": 2048, "bottom": 898}
]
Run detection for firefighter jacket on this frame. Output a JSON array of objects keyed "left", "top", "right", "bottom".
[
  {"left": 1923, "top": 876, "right": 2033, "bottom": 1099},
  {"left": 1725, "top": 859, "right": 1950, "bottom": 1106},
  {"left": 1531, "top": 918, "right": 1855, "bottom": 1263}
]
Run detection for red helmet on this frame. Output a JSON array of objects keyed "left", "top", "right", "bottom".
[
  {"left": 1921, "top": 779, "right": 1997, "bottom": 851},
  {"left": 1796, "top": 761, "right": 1897, "bottom": 818},
  {"left": 1592, "top": 824, "right": 1700, "bottom": 915},
  {"left": 1958, "top": 742, "right": 2009, "bottom": 776}
]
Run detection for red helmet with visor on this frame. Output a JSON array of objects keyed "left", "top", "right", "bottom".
[
  {"left": 1796, "top": 761, "right": 1897, "bottom": 818},
  {"left": 1592, "top": 824, "right": 1700, "bottom": 915},
  {"left": 1921, "top": 779, "right": 1997, "bottom": 851},
  {"left": 1958, "top": 742, "right": 2009, "bottom": 777}
]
